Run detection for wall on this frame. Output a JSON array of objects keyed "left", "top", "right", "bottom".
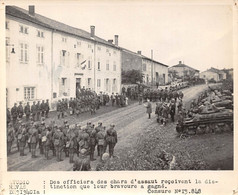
[
  {"left": 6, "top": 16, "right": 52, "bottom": 108},
  {"left": 121, "top": 50, "right": 142, "bottom": 72}
]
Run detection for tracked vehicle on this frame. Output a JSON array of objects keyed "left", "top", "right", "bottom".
[{"left": 176, "top": 103, "right": 233, "bottom": 135}]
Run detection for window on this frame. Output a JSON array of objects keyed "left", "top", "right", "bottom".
[
  {"left": 20, "top": 43, "right": 28, "bottom": 63},
  {"left": 113, "top": 61, "right": 116, "bottom": 71},
  {"left": 106, "top": 60, "right": 109, "bottom": 70},
  {"left": 76, "top": 53, "right": 81, "bottom": 66},
  {"left": 59, "top": 78, "right": 69, "bottom": 96},
  {"left": 77, "top": 41, "right": 81, "bottom": 46},
  {"left": 143, "top": 63, "right": 147, "bottom": 71},
  {"left": 106, "top": 48, "right": 109, "bottom": 53},
  {"left": 6, "top": 21, "right": 9, "bottom": 30},
  {"left": 37, "top": 30, "right": 44, "bottom": 38},
  {"left": 88, "top": 44, "right": 92, "bottom": 48},
  {"left": 97, "top": 46, "right": 101, "bottom": 51},
  {"left": 24, "top": 87, "right": 35, "bottom": 100},
  {"left": 113, "top": 79, "right": 116, "bottom": 85},
  {"left": 60, "top": 50, "right": 67, "bottom": 66},
  {"left": 113, "top": 50, "right": 116, "bottom": 55},
  {"left": 19, "top": 25, "right": 28, "bottom": 34},
  {"left": 97, "top": 79, "right": 101, "bottom": 87},
  {"left": 37, "top": 46, "right": 44, "bottom": 64},
  {"left": 98, "top": 60, "right": 101, "bottom": 70},
  {"left": 88, "top": 57, "right": 92, "bottom": 69},
  {"left": 62, "top": 37, "right": 67, "bottom": 42}
]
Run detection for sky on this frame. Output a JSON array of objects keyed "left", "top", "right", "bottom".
[{"left": 15, "top": 0, "right": 234, "bottom": 72}]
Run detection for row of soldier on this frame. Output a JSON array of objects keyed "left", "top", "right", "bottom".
[{"left": 7, "top": 119, "right": 118, "bottom": 165}]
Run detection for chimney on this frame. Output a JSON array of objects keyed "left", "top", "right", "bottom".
[
  {"left": 179, "top": 61, "right": 182, "bottom": 64},
  {"left": 137, "top": 51, "right": 142, "bottom": 55},
  {"left": 29, "top": 5, "right": 35, "bottom": 16},
  {"left": 90, "top": 26, "right": 95, "bottom": 37},
  {"left": 108, "top": 39, "right": 113, "bottom": 44},
  {"left": 114, "top": 35, "right": 119, "bottom": 46}
]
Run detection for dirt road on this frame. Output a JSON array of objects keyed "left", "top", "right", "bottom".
[{"left": 7, "top": 84, "right": 233, "bottom": 171}]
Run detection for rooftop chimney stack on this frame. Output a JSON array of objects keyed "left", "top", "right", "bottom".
[
  {"left": 137, "top": 51, "right": 142, "bottom": 55},
  {"left": 108, "top": 39, "right": 113, "bottom": 44},
  {"left": 114, "top": 35, "right": 119, "bottom": 46},
  {"left": 179, "top": 61, "right": 182, "bottom": 64},
  {"left": 90, "top": 26, "right": 95, "bottom": 37},
  {"left": 29, "top": 5, "right": 35, "bottom": 16}
]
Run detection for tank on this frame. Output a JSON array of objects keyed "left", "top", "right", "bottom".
[{"left": 176, "top": 103, "right": 233, "bottom": 135}]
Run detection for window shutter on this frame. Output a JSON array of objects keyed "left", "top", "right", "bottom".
[
  {"left": 67, "top": 52, "right": 70, "bottom": 68},
  {"left": 67, "top": 78, "right": 70, "bottom": 95}
]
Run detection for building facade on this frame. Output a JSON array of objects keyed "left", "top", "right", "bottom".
[
  {"left": 200, "top": 67, "right": 227, "bottom": 82},
  {"left": 6, "top": 6, "right": 121, "bottom": 109},
  {"left": 169, "top": 61, "right": 199, "bottom": 80},
  {"left": 121, "top": 49, "right": 168, "bottom": 85}
]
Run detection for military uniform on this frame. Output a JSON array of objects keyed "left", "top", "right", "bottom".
[
  {"left": 24, "top": 102, "right": 31, "bottom": 122},
  {"left": 40, "top": 100, "right": 45, "bottom": 117},
  {"left": 53, "top": 128, "right": 64, "bottom": 161},
  {"left": 11, "top": 103, "right": 18, "bottom": 125},
  {"left": 7, "top": 124, "right": 14, "bottom": 155},
  {"left": 18, "top": 102, "right": 24, "bottom": 119},
  {"left": 30, "top": 124, "right": 38, "bottom": 158},
  {"left": 36, "top": 101, "right": 41, "bottom": 121},
  {"left": 44, "top": 100, "right": 50, "bottom": 118},
  {"left": 73, "top": 150, "right": 91, "bottom": 171},
  {"left": 31, "top": 102, "right": 37, "bottom": 121},
  {"left": 95, "top": 123, "right": 105, "bottom": 160},
  {"left": 105, "top": 124, "right": 117, "bottom": 158}
]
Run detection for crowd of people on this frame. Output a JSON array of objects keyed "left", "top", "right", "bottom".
[{"left": 7, "top": 117, "right": 118, "bottom": 170}]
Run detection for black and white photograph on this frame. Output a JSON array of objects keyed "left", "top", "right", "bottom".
[{"left": 4, "top": 1, "right": 235, "bottom": 174}]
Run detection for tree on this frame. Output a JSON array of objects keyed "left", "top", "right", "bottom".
[{"left": 121, "top": 69, "right": 144, "bottom": 84}]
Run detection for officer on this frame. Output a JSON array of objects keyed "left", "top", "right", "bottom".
[
  {"left": 30, "top": 123, "right": 38, "bottom": 158},
  {"left": 89, "top": 126, "right": 97, "bottom": 161},
  {"left": 73, "top": 149, "right": 91, "bottom": 171},
  {"left": 44, "top": 126, "right": 52, "bottom": 160},
  {"left": 7, "top": 123, "right": 14, "bottom": 155},
  {"left": 106, "top": 124, "right": 117, "bottom": 158},
  {"left": 18, "top": 102, "right": 24, "bottom": 119},
  {"left": 11, "top": 103, "right": 18, "bottom": 125},
  {"left": 111, "top": 93, "right": 115, "bottom": 106},
  {"left": 40, "top": 100, "right": 45, "bottom": 117},
  {"left": 44, "top": 99, "right": 50, "bottom": 118},
  {"left": 57, "top": 100, "right": 62, "bottom": 119},
  {"left": 95, "top": 122, "right": 105, "bottom": 161},
  {"left": 31, "top": 101, "right": 37, "bottom": 121},
  {"left": 36, "top": 101, "right": 41, "bottom": 121},
  {"left": 53, "top": 126, "right": 64, "bottom": 161},
  {"left": 38, "top": 121, "right": 46, "bottom": 155},
  {"left": 68, "top": 126, "right": 77, "bottom": 163},
  {"left": 18, "top": 123, "right": 27, "bottom": 156},
  {"left": 24, "top": 102, "right": 31, "bottom": 122}
]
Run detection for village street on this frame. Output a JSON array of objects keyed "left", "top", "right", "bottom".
[{"left": 7, "top": 84, "right": 233, "bottom": 171}]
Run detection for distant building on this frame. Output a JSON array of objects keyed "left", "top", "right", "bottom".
[
  {"left": 169, "top": 61, "right": 199, "bottom": 80},
  {"left": 6, "top": 6, "right": 121, "bottom": 109},
  {"left": 121, "top": 49, "right": 168, "bottom": 85},
  {"left": 199, "top": 67, "right": 227, "bottom": 82},
  {"left": 222, "top": 68, "right": 233, "bottom": 80}
]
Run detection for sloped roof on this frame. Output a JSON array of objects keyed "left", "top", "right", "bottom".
[
  {"left": 207, "top": 67, "right": 225, "bottom": 74},
  {"left": 6, "top": 6, "right": 119, "bottom": 49},
  {"left": 170, "top": 63, "right": 199, "bottom": 72},
  {"left": 122, "top": 48, "right": 168, "bottom": 67}
]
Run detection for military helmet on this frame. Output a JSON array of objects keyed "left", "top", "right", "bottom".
[{"left": 102, "top": 153, "right": 110, "bottom": 161}]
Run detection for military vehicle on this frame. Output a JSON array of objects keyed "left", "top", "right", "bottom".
[{"left": 176, "top": 103, "right": 233, "bottom": 135}]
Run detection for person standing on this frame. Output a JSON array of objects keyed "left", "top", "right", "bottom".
[
  {"left": 31, "top": 101, "right": 37, "bottom": 121},
  {"left": 24, "top": 102, "right": 31, "bottom": 122},
  {"left": 53, "top": 126, "right": 64, "bottom": 161},
  {"left": 45, "top": 99, "right": 50, "bottom": 118},
  {"left": 106, "top": 124, "right": 117, "bottom": 158},
  {"left": 11, "top": 103, "right": 18, "bottom": 125},
  {"left": 7, "top": 123, "right": 14, "bottom": 155},
  {"left": 170, "top": 99, "right": 176, "bottom": 122},
  {"left": 145, "top": 99, "right": 152, "bottom": 119},
  {"left": 30, "top": 123, "right": 38, "bottom": 158},
  {"left": 95, "top": 122, "right": 105, "bottom": 161},
  {"left": 18, "top": 124, "right": 27, "bottom": 156},
  {"left": 73, "top": 149, "right": 91, "bottom": 171},
  {"left": 18, "top": 102, "right": 24, "bottom": 119},
  {"left": 7, "top": 108, "right": 11, "bottom": 126},
  {"left": 36, "top": 101, "right": 41, "bottom": 121},
  {"left": 89, "top": 127, "right": 97, "bottom": 161},
  {"left": 40, "top": 100, "right": 45, "bottom": 118},
  {"left": 57, "top": 100, "right": 62, "bottom": 119}
]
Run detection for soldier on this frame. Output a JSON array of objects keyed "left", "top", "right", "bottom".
[
  {"left": 7, "top": 108, "right": 11, "bottom": 126},
  {"left": 69, "top": 98, "right": 73, "bottom": 115},
  {"left": 111, "top": 93, "right": 115, "bottom": 106},
  {"left": 24, "top": 102, "right": 31, "bottom": 122},
  {"left": 177, "top": 98, "right": 183, "bottom": 113},
  {"left": 44, "top": 99, "right": 50, "bottom": 118},
  {"left": 31, "top": 101, "right": 37, "bottom": 121},
  {"left": 73, "top": 149, "right": 91, "bottom": 171},
  {"left": 36, "top": 101, "right": 41, "bottom": 121},
  {"left": 61, "top": 99, "right": 65, "bottom": 118},
  {"left": 68, "top": 127, "right": 77, "bottom": 163},
  {"left": 145, "top": 99, "right": 152, "bottom": 119},
  {"left": 7, "top": 123, "right": 14, "bottom": 155},
  {"left": 105, "top": 124, "right": 117, "bottom": 158},
  {"left": 18, "top": 124, "right": 27, "bottom": 156},
  {"left": 63, "top": 124, "right": 70, "bottom": 157},
  {"left": 95, "top": 122, "right": 105, "bottom": 161},
  {"left": 30, "top": 123, "right": 38, "bottom": 158},
  {"left": 18, "top": 102, "right": 24, "bottom": 119},
  {"left": 40, "top": 100, "right": 45, "bottom": 117},
  {"left": 53, "top": 126, "right": 64, "bottom": 161},
  {"left": 173, "top": 90, "right": 179, "bottom": 102},
  {"left": 89, "top": 126, "right": 97, "bottom": 161},
  {"left": 179, "top": 91, "right": 184, "bottom": 100},
  {"left": 170, "top": 99, "right": 176, "bottom": 122},
  {"left": 72, "top": 98, "right": 77, "bottom": 115},
  {"left": 44, "top": 126, "right": 52, "bottom": 160},
  {"left": 11, "top": 103, "right": 18, "bottom": 125},
  {"left": 57, "top": 100, "right": 62, "bottom": 119}
]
